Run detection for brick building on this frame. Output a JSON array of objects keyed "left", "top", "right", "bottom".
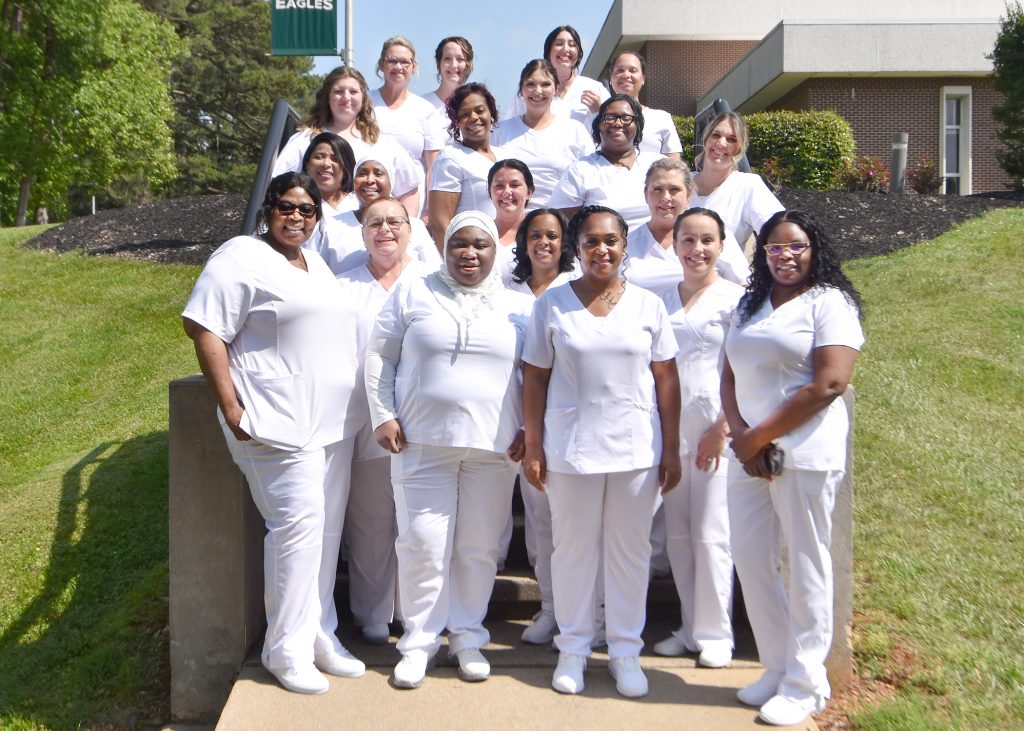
[{"left": 583, "top": 1, "right": 1012, "bottom": 193}]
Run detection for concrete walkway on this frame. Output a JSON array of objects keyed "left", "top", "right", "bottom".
[{"left": 216, "top": 618, "right": 818, "bottom": 730}]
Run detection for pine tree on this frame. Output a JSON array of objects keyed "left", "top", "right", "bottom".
[{"left": 990, "top": 1, "right": 1024, "bottom": 189}]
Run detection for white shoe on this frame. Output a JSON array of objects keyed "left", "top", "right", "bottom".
[
  {"left": 697, "top": 645, "right": 733, "bottom": 668},
  {"left": 522, "top": 611, "right": 558, "bottom": 645},
  {"left": 608, "top": 656, "right": 649, "bottom": 698},
  {"left": 361, "top": 623, "right": 390, "bottom": 645},
  {"left": 652, "top": 635, "right": 691, "bottom": 657},
  {"left": 758, "top": 693, "right": 826, "bottom": 726},
  {"left": 737, "top": 670, "right": 783, "bottom": 707},
  {"left": 452, "top": 648, "right": 490, "bottom": 682},
  {"left": 392, "top": 651, "right": 435, "bottom": 689},
  {"left": 314, "top": 646, "right": 365, "bottom": 678},
  {"left": 262, "top": 660, "right": 329, "bottom": 694},
  {"left": 551, "top": 652, "right": 587, "bottom": 694}
]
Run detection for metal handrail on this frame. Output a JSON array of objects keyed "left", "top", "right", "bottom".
[{"left": 240, "top": 100, "right": 302, "bottom": 235}]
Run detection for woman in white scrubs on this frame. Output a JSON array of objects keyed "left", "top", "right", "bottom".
[
  {"left": 625, "top": 157, "right": 692, "bottom": 291},
  {"left": 275, "top": 66, "right": 422, "bottom": 217},
  {"left": 548, "top": 94, "right": 664, "bottom": 230},
  {"left": 505, "top": 25, "right": 608, "bottom": 124},
  {"left": 182, "top": 172, "right": 366, "bottom": 694},
  {"left": 428, "top": 83, "right": 504, "bottom": 246},
  {"left": 689, "top": 111, "right": 784, "bottom": 258},
  {"left": 315, "top": 155, "right": 439, "bottom": 275},
  {"left": 722, "top": 210, "right": 863, "bottom": 727},
  {"left": 426, "top": 36, "right": 474, "bottom": 111},
  {"left": 365, "top": 211, "right": 533, "bottom": 689},
  {"left": 302, "top": 132, "right": 357, "bottom": 218},
  {"left": 339, "top": 196, "right": 431, "bottom": 645},
  {"left": 651, "top": 208, "right": 743, "bottom": 668},
  {"left": 489, "top": 158, "right": 534, "bottom": 285},
  {"left": 604, "top": 51, "right": 682, "bottom": 159},
  {"left": 522, "top": 205, "right": 681, "bottom": 698},
  {"left": 492, "top": 59, "right": 594, "bottom": 208},
  {"left": 370, "top": 36, "right": 444, "bottom": 206}
]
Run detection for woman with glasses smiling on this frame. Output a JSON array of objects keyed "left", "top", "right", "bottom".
[
  {"left": 721, "top": 210, "right": 863, "bottom": 726},
  {"left": 182, "top": 172, "right": 367, "bottom": 694},
  {"left": 548, "top": 94, "right": 664, "bottom": 230}
]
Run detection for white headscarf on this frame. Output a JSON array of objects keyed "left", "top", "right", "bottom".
[{"left": 432, "top": 211, "right": 506, "bottom": 350}]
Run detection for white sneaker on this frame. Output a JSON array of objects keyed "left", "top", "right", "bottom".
[
  {"left": 697, "top": 645, "right": 733, "bottom": 668},
  {"left": 737, "top": 670, "right": 783, "bottom": 707},
  {"left": 608, "top": 656, "right": 649, "bottom": 698},
  {"left": 452, "top": 648, "right": 490, "bottom": 682},
  {"left": 392, "top": 651, "right": 435, "bottom": 689},
  {"left": 551, "top": 652, "right": 587, "bottom": 694},
  {"left": 522, "top": 611, "right": 558, "bottom": 645},
  {"left": 361, "top": 623, "right": 390, "bottom": 645},
  {"left": 652, "top": 635, "right": 691, "bottom": 657},
  {"left": 314, "top": 646, "right": 365, "bottom": 678},
  {"left": 262, "top": 660, "right": 329, "bottom": 694},
  {"left": 758, "top": 693, "right": 827, "bottom": 726}
]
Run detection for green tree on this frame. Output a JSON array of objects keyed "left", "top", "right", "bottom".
[
  {"left": 0, "top": 0, "right": 182, "bottom": 225},
  {"left": 138, "top": 0, "right": 321, "bottom": 196},
  {"left": 990, "top": 1, "right": 1024, "bottom": 189}
]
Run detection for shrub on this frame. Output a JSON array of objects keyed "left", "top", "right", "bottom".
[
  {"left": 989, "top": 1, "right": 1024, "bottom": 189},
  {"left": 907, "top": 156, "right": 942, "bottom": 195},
  {"left": 674, "top": 109, "right": 855, "bottom": 190},
  {"left": 839, "top": 156, "right": 890, "bottom": 193},
  {"left": 756, "top": 156, "right": 794, "bottom": 189}
]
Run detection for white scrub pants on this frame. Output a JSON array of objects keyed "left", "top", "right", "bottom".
[
  {"left": 546, "top": 467, "right": 660, "bottom": 658},
  {"left": 222, "top": 427, "right": 355, "bottom": 670},
  {"left": 663, "top": 452, "right": 734, "bottom": 652},
  {"left": 392, "top": 444, "right": 517, "bottom": 657},
  {"left": 520, "top": 467, "right": 554, "bottom": 614},
  {"left": 345, "top": 456, "right": 398, "bottom": 627},
  {"left": 728, "top": 467, "right": 842, "bottom": 700}
]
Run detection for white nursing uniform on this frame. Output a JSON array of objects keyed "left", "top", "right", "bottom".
[
  {"left": 548, "top": 150, "right": 664, "bottom": 231},
  {"left": 503, "top": 75, "right": 609, "bottom": 125},
  {"left": 626, "top": 223, "right": 749, "bottom": 290},
  {"left": 689, "top": 170, "right": 783, "bottom": 253},
  {"left": 641, "top": 107, "right": 684, "bottom": 156},
  {"left": 182, "top": 235, "right": 363, "bottom": 671},
  {"left": 523, "top": 282, "right": 677, "bottom": 657},
  {"left": 430, "top": 143, "right": 505, "bottom": 219},
  {"left": 490, "top": 116, "right": 594, "bottom": 208},
  {"left": 724, "top": 286, "right": 863, "bottom": 702},
  {"left": 308, "top": 211, "right": 439, "bottom": 276},
  {"left": 338, "top": 260, "right": 430, "bottom": 630},
  {"left": 369, "top": 89, "right": 445, "bottom": 166},
  {"left": 657, "top": 278, "right": 743, "bottom": 655},
  {"left": 367, "top": 273, "right": 534, "bottom": 658}
]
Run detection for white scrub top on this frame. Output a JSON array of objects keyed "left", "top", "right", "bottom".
[
  {"left": 688, "top": 170, "right": 784, "bottom": 250},
  {"left": 369, "top": 89, "right": 445, "bottom": 163},
  {"left": 503, "top": 74, "right": 609, "bottom": 126},
  {"left": 430, "top": 142, "right": 505, "bottom": 219},
  {"left": 548, "top": 150, "right": 664, "bottom": 230},
  {"left": 639, "top": 107, "right": 683, "bottom": 157},
  {"left": 371, "top": 273, "right": 534, "bottom": 453},
  {"left": 505, "top": 270, "right": 577, "bottom": 296},
  {"left": 626, "top": 222, "right": 750, "bottom": 289},
  {"left": 308, "top": 211, "right": 440, "bottom": 276},
  {"left": 522, "top": 282, "right": 678, "bottom": 474},
  {"left": 724, "top": 286, "right": 864, "bottom": 471},
  {"left": 657, "top": 279, "right": 743, "bottom": 453},
  {"left": 182, "top": 235, "right": 364, "bottom": 450},
  {"left": 490, "top": 115, "right": 594, "bottom": 208}
]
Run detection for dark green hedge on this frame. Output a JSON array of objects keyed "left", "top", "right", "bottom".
[{"left": 673, "top": 110, "right": 855, "bottom": 190}]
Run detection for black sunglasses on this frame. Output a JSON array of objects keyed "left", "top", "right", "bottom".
[{"left": 274, "top": 201, "right": 318, "bottom": 219}]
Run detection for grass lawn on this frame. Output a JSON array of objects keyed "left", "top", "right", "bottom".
[{"left": 0, "top": 209, "right": 1021, "bottom": 729}]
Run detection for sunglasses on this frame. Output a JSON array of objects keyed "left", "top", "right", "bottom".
[{"left": 274, "top": 201, "right": 318, "bottom": 219}]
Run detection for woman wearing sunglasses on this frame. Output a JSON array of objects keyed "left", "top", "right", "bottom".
[
  {"left": 721, "top": 210, "right": 863, "bottom": 726},
  {"left": 182, "top": 172, "right": 367, "bottom": 695}
]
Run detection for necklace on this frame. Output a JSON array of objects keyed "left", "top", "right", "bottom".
[{"left": 597, "top": 279, "right": 626, "bottom": 308}]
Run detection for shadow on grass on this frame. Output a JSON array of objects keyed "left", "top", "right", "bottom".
[{"left": 0, "top": 433, "right": 171, "bottom": 729}]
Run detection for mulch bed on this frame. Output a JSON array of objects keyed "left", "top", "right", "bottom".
[{"left": 23, "top": 187, "right": 1024, "bottom": 265}]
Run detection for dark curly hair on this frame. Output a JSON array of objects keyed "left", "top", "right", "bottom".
[
  {"left": 301, "top": 132, "right": 356, "bottom": 194},
  {"left": 737, "top": 209, "right": 863, "bottom": 325},
  {"left": 445, "top": 82, "right": 499, "bottom": 144},
  {"left": 255, "top": 171, "right": 322, "bottom": 241},
  {"left": 591, "top": 93, "right": 644, "bottom": 148},
  {"left": 567, "top": 204, "right": 628, "bottom": 252},
  {"left": 511, "top": 208, "right": 573, "bottom": 284}
]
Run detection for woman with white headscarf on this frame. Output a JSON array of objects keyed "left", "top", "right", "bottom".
[{"left": 365, "top": 211, "right": 534, "bottom": 690}]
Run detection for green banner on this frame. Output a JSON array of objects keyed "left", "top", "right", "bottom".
[{"left": 271, "top": 0, "right": 337, "bottom": 56}]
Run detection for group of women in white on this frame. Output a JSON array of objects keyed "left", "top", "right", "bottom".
[{"left": 183, "top": 23, "right": 864, "bottom": 729}]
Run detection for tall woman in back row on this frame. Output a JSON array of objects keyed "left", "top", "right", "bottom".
[{"left": 722, "top": 210, "right": 863, "bottom": 727}]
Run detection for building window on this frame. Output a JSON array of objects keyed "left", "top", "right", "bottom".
[{"left": 940, "top": 87, "right": 972, "bottom": 196}]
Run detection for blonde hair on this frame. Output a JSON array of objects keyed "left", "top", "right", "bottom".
[
  {"left": 696, "top": 111, "right": 748, "bottom": 170},
  {"left": 377, "top": 36, "right": 418, "bottom": 79},
  {"left": 644, "top": 157, "right": 694, "bottom": 193}
]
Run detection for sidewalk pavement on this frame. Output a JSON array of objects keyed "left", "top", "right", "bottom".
[{"left": 214, "top": 618, "right": 818, "bottom": 730}]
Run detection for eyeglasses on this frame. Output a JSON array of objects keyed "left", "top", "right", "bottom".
[
  {"left": 763, "top": 241, "right": 811, "bottom": 257},
  {"left": 364, "top": 216, "right": 410, "bottom": 231},
  {"left": 274, "top": 201, "right": 318, "bottom": 219},
  {"left": 384, "top": 57, "right": 413, "bottom": 68},
  {"left": 599, "top": 113, "right": 636, "bottom": 126}
]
